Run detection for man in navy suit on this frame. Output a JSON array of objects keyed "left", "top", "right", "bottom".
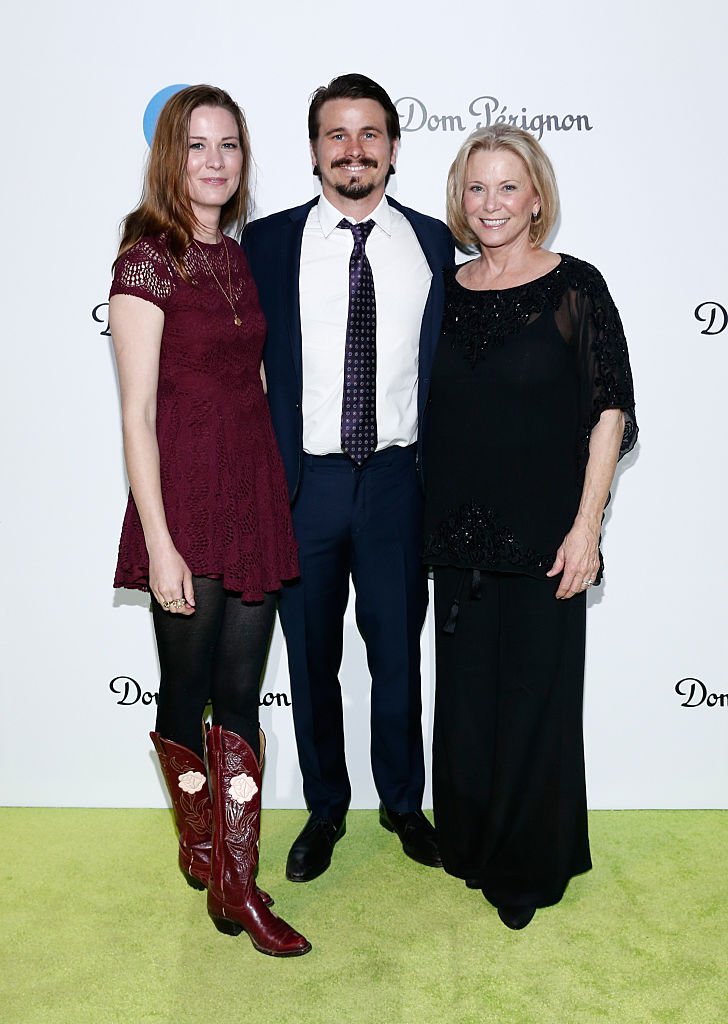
[{"left": 243, "top": 74, "right": 453, "bottom": 882}]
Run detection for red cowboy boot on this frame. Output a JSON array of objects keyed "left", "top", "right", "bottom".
[
  {"left": 151, "top": 733, "right": 212, "bottom": 890},
  {"left": 206, "top": 725, "right": 311, "bottom": 957},
  {"left": 150, "top": 733, "right": 273, "bottom": 906}
]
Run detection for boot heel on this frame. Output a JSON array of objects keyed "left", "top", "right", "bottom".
[
  {"left": 206, "top": 726, "right": 311, "bottom": 957},
  {"left": 150, "top": 733, "right": 213, "bottom": 894},
  {"left": 183, "top": 871, "right": 206, "bottom": 892},
  {"left": 211, "top": 915, "right": 244, "bottom": 937}
]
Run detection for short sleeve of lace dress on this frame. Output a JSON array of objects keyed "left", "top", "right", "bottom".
[
  {"left": 109, "top": 237, "right": 175, "bottom": 310},
  {"left": 554, "top": 260, "right": 638, "bottom": 471}
]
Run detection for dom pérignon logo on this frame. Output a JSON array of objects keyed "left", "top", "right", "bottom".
[
  {"left": 694, "top": 302, "right": 727, "bottom": 335},
  {"left": 92, "top": 302, "right": 110, "bottom": 335},
  {"left": 109, "top": 676, "right": 291, "bottom": 709},
  {"left": 675, "top": 677, "right": 727, "bottom": 708},
  {"left": 395, "top": 93, "right": 593, "bottom": 140}
]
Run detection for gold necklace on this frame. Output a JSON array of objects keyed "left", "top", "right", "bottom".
[{"left": 193, "top": 234, "right": 242, "bottom": 326}]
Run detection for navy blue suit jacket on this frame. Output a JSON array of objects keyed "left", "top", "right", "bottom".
[{"left": 242, "top": 196, "right": 454, "bottom": 501}]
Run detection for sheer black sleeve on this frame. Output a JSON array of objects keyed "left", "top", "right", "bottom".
[{"left": 555, "top": 261, "right": 638, "bottom": 471}]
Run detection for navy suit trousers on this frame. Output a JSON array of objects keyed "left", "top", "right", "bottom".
[{"left": 278, "top": 444, "right": 428, "bottom": 821}]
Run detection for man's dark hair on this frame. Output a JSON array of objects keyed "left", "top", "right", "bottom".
[{"left": 308, "top": 73, "right": 401, "bottom": 142}]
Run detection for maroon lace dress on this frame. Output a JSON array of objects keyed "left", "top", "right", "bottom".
[{"left": 110, "top": 235, "right": 298, "bottom": 601}]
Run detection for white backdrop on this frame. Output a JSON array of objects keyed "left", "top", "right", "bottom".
[{"left": 3, "top": 0, "right": 727, "bottom": 809}]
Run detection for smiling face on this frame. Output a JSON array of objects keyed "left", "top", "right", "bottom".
[
  {"left": 186, "top": 105, "right": 243, "bottom": 231},
  {"left": 310, "top": 98, "right": 398, "bottom": 214},
  {"left": 462, "top": 148, "right": 541, "bottom": 252}
]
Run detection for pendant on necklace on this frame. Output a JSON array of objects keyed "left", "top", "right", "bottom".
[{"left": 234, "top": 315, "right": 242, "bottom": 326}]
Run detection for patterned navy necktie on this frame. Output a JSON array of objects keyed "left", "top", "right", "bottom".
[{"left": 338, "top": 219, "right": 377, "bottom": 465}]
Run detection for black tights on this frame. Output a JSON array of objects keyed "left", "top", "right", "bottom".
[{"left": 151, "top": 577, "right": 276, "bottom": 759}]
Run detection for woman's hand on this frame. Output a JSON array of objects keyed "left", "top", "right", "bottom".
[
  {"left": 111, "top": 294, "right": 196, "bottom": 614},
  {"left": 547, "top": 408, "right": 626, "bottom": 600},
  {"left": 546, "top": 514, "right": 600, "bottom": 600},
  {"left": 148, "top": 541, "right": 196, "bottom": 615}
]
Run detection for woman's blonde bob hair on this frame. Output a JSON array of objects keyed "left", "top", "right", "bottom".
[{"left": 446, "top": 125, "right": 559, "bottom": 250}]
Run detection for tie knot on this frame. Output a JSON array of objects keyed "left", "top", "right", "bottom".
[{"left": 338, "top": 219, "right": 375, "bottom": 246}]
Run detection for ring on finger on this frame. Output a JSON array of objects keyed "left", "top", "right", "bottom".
[
  {"left": 583, "top": 579, "right": 594, "bottom": 587},
  {"left": 169, "top": 597, "right": 186, "bottom": 610}
]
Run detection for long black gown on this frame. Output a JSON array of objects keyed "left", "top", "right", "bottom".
[{"left": 423, "top": 254, "right": 637, "bottom": 909}]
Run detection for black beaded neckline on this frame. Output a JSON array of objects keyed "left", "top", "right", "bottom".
[{"left": 443, "top": 253, "right": 582, "bottom": 363}]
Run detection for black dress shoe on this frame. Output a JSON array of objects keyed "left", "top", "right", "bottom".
[
  {"left": 285, "top": 813, "right": 346, "bottom": 882},
  {"left": 379, "top": 803, "right": 442, "bottom": 868},
  {"left": 497, "top": 905, "right": 537, "bottom": 930}
]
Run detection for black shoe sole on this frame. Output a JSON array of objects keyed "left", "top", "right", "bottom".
[
  {"left": 379, "top": 811, "right": 443, "bottom": 868},
  {"left": 497, "top": 905, "right": 536, "bottom": 930},
  {"left": 285, "top": 821, "right": 346, "bottom": 882},
  {"left": 285, "top": 860, "right": 333, "bottom": 883},
  {"left": 402, "top": 846, "right": 443, "bottom": 869}
]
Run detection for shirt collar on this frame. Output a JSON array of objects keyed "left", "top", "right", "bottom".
[{"left": 317, "top": 192, "right": 392, "bottom": 238}]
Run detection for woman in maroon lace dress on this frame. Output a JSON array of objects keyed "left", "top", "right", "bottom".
[
  {"left": 423, "top": 126, "right": 637, "bottom": 930},
  {"left": 110, "top": 85, "right": 309, "bottom": 956}
]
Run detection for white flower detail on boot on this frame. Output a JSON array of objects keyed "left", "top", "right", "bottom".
[
  {"left": 229, "top": 773, "right": 258, "bottom": 805},
  {"left": 178, "top": 770, "right": 206, "bottom": 794}
]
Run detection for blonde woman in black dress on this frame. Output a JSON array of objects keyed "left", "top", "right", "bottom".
[{"left": 423, "top": 126, "right": 636, "bottom": 929}]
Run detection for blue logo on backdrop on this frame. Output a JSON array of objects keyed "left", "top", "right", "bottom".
[
  {"left": 143, "top": 84, "right": 189, "bottom": 146},
  {"left": 90, "top": 86, "right": 190, "bottom": 333}
]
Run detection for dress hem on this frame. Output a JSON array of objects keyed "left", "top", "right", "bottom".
[
  {"left": 113, "top": 569, "right": 299, "bottom": 604},
  {"left": 445, "top": 860, "right": 593, "bottom": 910}
]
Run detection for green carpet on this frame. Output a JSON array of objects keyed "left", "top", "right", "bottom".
[{"left": 2, "top": 809, "right": 725, "bottom": 1024}]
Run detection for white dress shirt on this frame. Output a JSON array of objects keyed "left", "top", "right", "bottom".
[{"left": 299, "top": 193, "right": 432, "bottom": 455}]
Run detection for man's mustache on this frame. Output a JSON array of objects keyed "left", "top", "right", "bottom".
[{"left": 331, "top": 158, "right": 378, "bottom": 170}]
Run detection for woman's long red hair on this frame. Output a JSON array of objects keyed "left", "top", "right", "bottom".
[{"left": 115, "top": 85, "right": 251, "bottom": 277}]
